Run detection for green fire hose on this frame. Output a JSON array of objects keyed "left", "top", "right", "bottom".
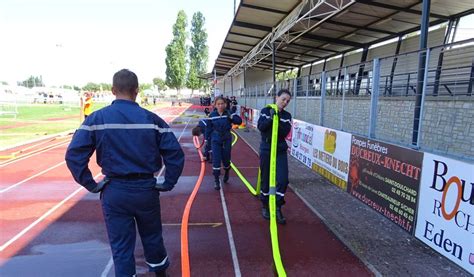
[{"left": 230, "top": 104, "right": 286, "bottom": 276}]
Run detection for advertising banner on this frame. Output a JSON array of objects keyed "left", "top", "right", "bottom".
[
  {"left": 311, "top": 126, "right": 351, "bottom": 190},
  {"left": 348, "top": 135, "right": 423, "bottom": 234},
  {"left": 415, "top": 153, "right": 473, "bottom": 274},
  {"left": 251, "top": 108, "right": 259, "bottom": 128},
  {"left": 290, "top": 119, "right": 314, "bottom": 168}
]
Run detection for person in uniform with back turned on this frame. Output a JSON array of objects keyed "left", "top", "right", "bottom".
[
  {"left": 257, "top": 89, "right": 292, "bottom": 225},
  {"left": 65, "top": 69, "right": 184, "bottom": 277}
]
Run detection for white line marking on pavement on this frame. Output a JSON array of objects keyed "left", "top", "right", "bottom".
[
  {"left": 0, "top": 173, "right": 102, "bottom": 252},
  {"left": 219, "top": 183, "right": 242, "bottom": 277},
  {"left": 0, "top": 161, "right": 66, "bottom": 194},
  {"left": 0, "top": 140, "right": 70, "bottom": 168},
  {"left": 101, "top": 257, "right": 114, "bottom": 277}
]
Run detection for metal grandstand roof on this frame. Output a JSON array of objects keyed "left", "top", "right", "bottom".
[{"left": 213, "top": 0, "right": 474, "bottom": 79}]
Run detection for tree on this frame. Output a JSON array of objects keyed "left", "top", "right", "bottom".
[
  {"left": 18, "top": 76, "right": 44, "bottom": 88},
  {"left": 153, "top": 77, "right": 167, "bottom": 91},
  {"left": 187, "top": 12, "right": 209, "bottom": 94},
  {"left": 99, "top": 83, "right": 112, "bottom": 91},
  {"left": 82, "top": 82, "right": 100, "bottom": 92},
  {"left": 1, "top": 81, "right": 8, "bottom": 85},
  {"left": 139, "top": 83, "right": 152, "bottom": 92},
  {"left": 165, "top": 10, "right": 187, "bottom": 92}
]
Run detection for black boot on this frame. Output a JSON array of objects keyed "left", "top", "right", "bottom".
[
  {"left": 261, "top": 206, "right": 270, "bottom": 220},
  {"left": 223, "top": 169, "right": 230, "bottom": 183},
  {"left": 155, "top": 270, "right": 168, "bottom": 277},
  {"left": 214, "top": 177, "right": 221, "bottom": 190},
  {"left": 276, "top": 207, "right": 286, "bottom": 225}
]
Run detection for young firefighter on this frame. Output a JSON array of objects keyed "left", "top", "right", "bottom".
[
  {"left": 207, "top": 96, "right": 242, "bottom": 190},
  {"left": 258, "top": 89, "right": 292, "bottom": 225},
  {"left": 65, "top": 69, "right": 184, "bottom": 277}
]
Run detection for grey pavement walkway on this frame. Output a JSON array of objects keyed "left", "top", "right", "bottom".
[{"left": 235, "top": 128, "right": 470, "bottom": 277}]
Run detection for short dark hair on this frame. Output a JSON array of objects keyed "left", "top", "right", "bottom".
[
  {"left": 214, "top": 96, "right": 226, "bottom": 104},
  {"left": 113, "top": 69, "right": 138, "bottom": 95},
  {"left": 277, "top": 89, "right": 292, "bottom": 97}
]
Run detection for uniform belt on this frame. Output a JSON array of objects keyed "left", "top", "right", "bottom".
[{"left": 109, "top": 173, "right": 154, "bottom": 180}]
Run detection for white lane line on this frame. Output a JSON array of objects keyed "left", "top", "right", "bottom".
[
  {"left": 0, "top": 140, "right": 70, "bottom": 168},
  {"left": 0, "top": 173, "right": 102, "bottom": 252},
  {"left": 219, "top": 183, "right": 242, "bottom": 277},
  {"left": 0, "top": 161, "right": 66, "bottom": 194},
  {"left": 101, "top": 110, "right": 193, "bottom": 277},
  {"left": 101, "top": 258, "right": 114, "bottom": 277}
]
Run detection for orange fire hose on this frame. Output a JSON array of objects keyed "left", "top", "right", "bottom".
[{"left": 181, "top": 135, "right": 206, "bottom": 276}]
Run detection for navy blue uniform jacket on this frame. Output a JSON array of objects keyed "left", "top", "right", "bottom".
[
  {"left": 258, "top": 107, "right": 292, "bottom": 152},
  {"left": 206, "top": 110, "right": 242, "bottom": 141},
  {"left": 65, "top": 99, "right": 185, "bottom": 192}
]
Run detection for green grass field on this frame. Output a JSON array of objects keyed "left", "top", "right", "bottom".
[
  {"left": 0, "top": 102, "right": 169, "bottom": 149},
  {"left": 0, "top": 103, "right": 107, "bottom": 149}
]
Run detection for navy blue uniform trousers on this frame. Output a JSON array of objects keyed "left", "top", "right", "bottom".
[
  {"left": 212, "top": 136, "right": 232, "bottom": 178},
  {"left": 101, "top": 178, "right": 168, "bottom": 277},
  {"left": 259, "top": 149, "right": 289, "bottom": 207}
]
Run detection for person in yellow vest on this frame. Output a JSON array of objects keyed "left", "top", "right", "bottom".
[{"left": 83, "top": 92, "right": 93, "bottom": 118}]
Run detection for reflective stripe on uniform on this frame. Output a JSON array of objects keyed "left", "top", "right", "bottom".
[
  {"left": 260, "top": 188, "right": 278, "bottom": 196},
  {"left": 280, "top": 118, "right": 291, "bottom": 123},
  {"left": 261, "top": 114, "right": 270, "bottom": 119},
  {"left": 146, "top": 256, "right": 168, "bottom": 268},
  {"left": 213, "top": 167, "right": 221, "bottom": 170},
  {"left": 209, "top": 115, "right": 228, "bottom": 120},
  {"left": 78, "top": 124, "right": 171, "bottom": 133},
  {"left": 276, "top": 191, "right": 285, "bottom": 197}
]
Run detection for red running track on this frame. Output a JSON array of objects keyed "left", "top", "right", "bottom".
[{"left": 0, "top": 104, "right": 372, "bottom": 276}]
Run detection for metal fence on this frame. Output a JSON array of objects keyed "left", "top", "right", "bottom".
[{"left": 226, "top": 39, "right": 474, "bottom": 162}]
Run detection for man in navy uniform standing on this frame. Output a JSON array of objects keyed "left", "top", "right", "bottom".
[{"left": 65, "top": 69, "right": 184, "bottom": 277}]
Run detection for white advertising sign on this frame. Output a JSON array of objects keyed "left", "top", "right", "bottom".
[
  {"left": 311, "top": 126, "right": 351, "bottom": 190},
  {"left": 415, "top": 153, "right": 474, "bottom": 274},
  {"left": 290, "top": 119, "right": 314, "bottom": 168},
  {"left": 251, "top": 108, "right": 259, "bottom": 128}
]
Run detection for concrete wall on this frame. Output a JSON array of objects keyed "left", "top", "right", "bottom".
[{"left": 242, "top": 95, "right": 473, "bottom": 161}]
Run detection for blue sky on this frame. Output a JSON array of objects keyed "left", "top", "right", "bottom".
[{"left": 0, "top": 0, "right": 239, "bottom": 86}]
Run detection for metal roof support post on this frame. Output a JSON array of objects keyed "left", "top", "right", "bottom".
[
  {"left": 272, "top": 41, "right": 276, "bottom": 100},
  {"left": 369, "top": 59, "right": 381, "bottom": 138},
  {"left": 292, "top": 78, "right": 297, "bottom": 118},
  {"left": 305, "top": 76, "right": 309, "bottom": 122},
  {"left": 336, "top": 53, "right": 345, "bottom": 95},
  {"left": 388, "top": 37, "right": 403, "bottom": 95},
  {"left": 244, "top": 67, "right": 247, "bottom": 108},
  {"left": 412, "top": 0, "right": 431, "bottom": 146},
  {"left": 320, "top": 71, "right": 327, "bottom": 126},
  {"left": 231, "top": 76, "right": 234, "bottom": 97},
  {"left": 264, "top": 82, "right": 267, "bottom": 106},
  {"left": 416, "top": 49, "right": 430, "bottom": 148},
  {"left": 468, "top": 61, "right": 474, "bottom": 96},
  {"left": 433, "top": 18, "right": 459, "bottom": 96},
  {"left": 340, "top": 67, "right": 347, "bottom": 130},
  {"left": 355, "top": 47, "right": 369, "bottom": 95},
  {"left": 223, "top": 79, "right": 226, "bottom": 96}
]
